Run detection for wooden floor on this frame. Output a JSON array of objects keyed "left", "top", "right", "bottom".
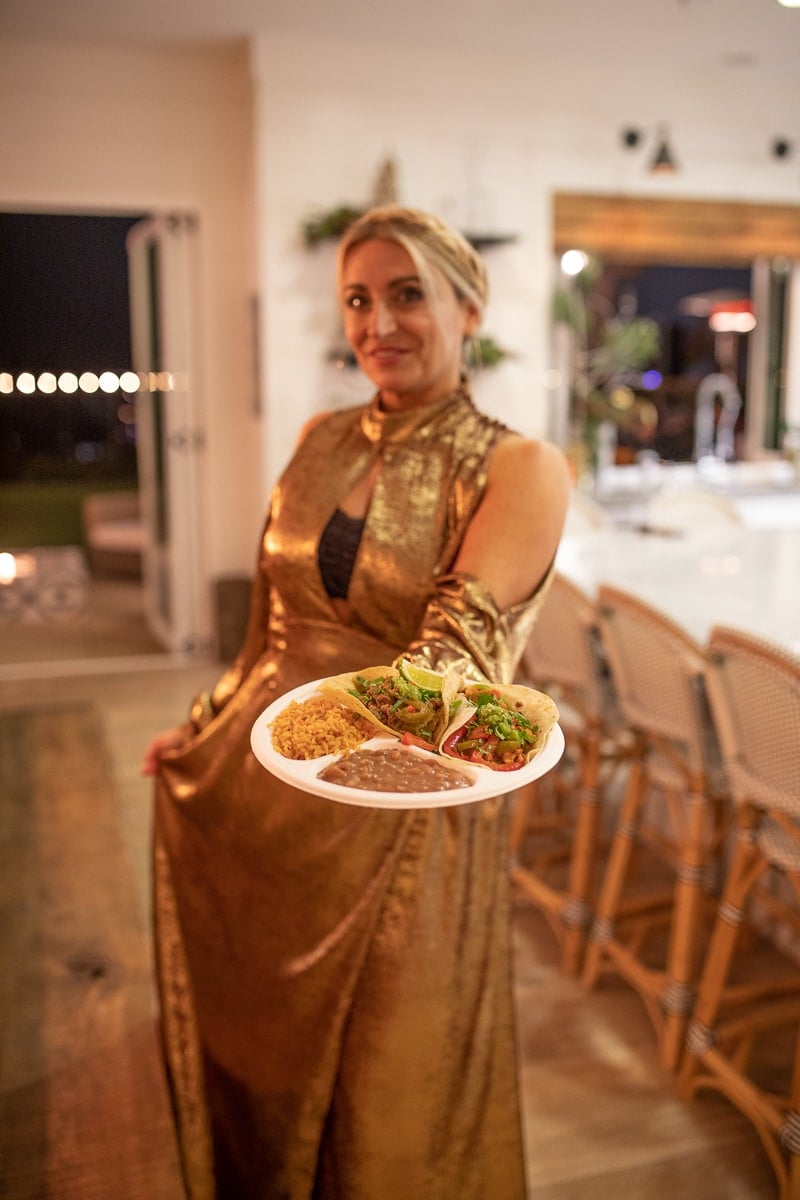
[
  {"left": 0, "top": 574, "right": 164, "bottom": 668},
  {"left": 0, "top": 593, "right": 780, "bottom": 1199}
]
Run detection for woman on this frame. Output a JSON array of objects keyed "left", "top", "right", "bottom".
[{"left": 143, "top": 205, "right": 570, "bottom": 1200}]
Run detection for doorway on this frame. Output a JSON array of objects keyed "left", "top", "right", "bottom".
[
  {"left": 552, "top": 192, "right": 800, "bottom": 461},
  {"left": 0, "top": 211, "right": 162, "bottom": 667},
  {"left": 591, "top": 259, "right": 753, "bottom": 463}
]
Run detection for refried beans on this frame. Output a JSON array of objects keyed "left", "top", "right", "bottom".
[{"left": 318, "top": 747, "right": 473, "bottom": 793}]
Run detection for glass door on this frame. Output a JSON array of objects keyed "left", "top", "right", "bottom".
[{"left": 126, "top": 214, "right": 212, "bottom": 654}]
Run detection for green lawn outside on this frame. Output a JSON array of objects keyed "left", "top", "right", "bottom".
[{"left": 0, "top": 481, "right": 137, "bottom": 548}]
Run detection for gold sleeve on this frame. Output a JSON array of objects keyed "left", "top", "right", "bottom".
[{"left": 407, "top": 569, "right": 554, "bottom": 686}]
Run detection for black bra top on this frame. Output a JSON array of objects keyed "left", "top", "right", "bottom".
[{"left": 317, "top": 508, "right": 366, "bottom": 599}]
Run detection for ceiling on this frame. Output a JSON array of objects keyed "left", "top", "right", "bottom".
[{"left": 1, "top": 0, "right": 799, "bottom": 88}]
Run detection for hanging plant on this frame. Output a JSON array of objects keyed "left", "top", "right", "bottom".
[
  {"left": 464, "top": 335, "right": 513, "bottom": 370},
  {"left": 302, "top": 205, "right": 365, "bottom": 248}
]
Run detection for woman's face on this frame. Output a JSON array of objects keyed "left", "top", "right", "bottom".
[{"left": 340, "top": 238, "right": 478, "bottom": 410}]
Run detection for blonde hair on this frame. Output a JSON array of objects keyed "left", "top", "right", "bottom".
[{"left": 336, "top": 205, "right": 488, "bottom": 318}]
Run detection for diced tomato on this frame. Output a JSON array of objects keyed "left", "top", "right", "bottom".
[
  {"left": 400, "top": 731, "right": 435, "bottom": 752},
  {"left": 441, "top": 728, "right": 523, "bottom": 771}
]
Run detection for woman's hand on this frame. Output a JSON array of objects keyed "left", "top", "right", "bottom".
[
  {"left": 141, "top": 724, "right": 189, "bottom": 776},
  {"left": 453, "top": 437, "right": 571, "bottom": 609}
]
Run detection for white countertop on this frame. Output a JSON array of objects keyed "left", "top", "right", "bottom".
[
  {"left": 593, "top": 460, "right": 800, "bottom": 531},
  {"left": 555, "top": 524, "right": 800, "bottom": 657}
]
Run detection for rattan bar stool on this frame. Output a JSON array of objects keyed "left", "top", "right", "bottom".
[
  {"left": 511, "top": 573, "right": 633, "bottom": 975},
  {"left": 677, "top": 626, "right": 800, "bottom": 1200},
  {"left": 581, "top": 585, "right": 729, "bottom": 1071}
]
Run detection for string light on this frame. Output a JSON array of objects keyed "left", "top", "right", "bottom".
[
  {"left": 78, "top": 372, "right": 99, "bottom": 393},
  {"left": 119, "top": 371, "right": 140, "bottom": 393},
  {"left": 0, "top": 370, "right": 179, "bottom": 396},
  {"left": 98, "top": 371, "right": 120, "bottom": 393},
  {"left": 37, "top": 372, "right": 57, "bottom": 394},
  {"left": 58, "top": 372, "right": 79, "bottom": 393}
]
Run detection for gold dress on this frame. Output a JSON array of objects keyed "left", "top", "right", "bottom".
[{"left": 154, "top": 385, "right": 552, "bottom": 1200}]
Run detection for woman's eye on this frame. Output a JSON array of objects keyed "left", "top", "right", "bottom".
[
  {"left": 344, "top": 294, "right": 368, "bottom": 310},
  {"left": 397, "top": 286, "right": 424, "bottom": 304}
]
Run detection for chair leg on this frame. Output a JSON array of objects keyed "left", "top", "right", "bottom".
[
  {"left": 582, "top": 758, "right": 647, "bottom": 988},
  {"left": 508, "top": 779, "right": 535, "bottom": 859},
  {"left": 510, "top": 771, "right": 576, "bottom": 949},
  {"left": 782, "top": 1031, "right": 800, "bottom": 1200},
  {"left": 677, "top": 819, "right": 764, "bottom": 1095},
  {"left": 677, "top": 816, "right": 800, "bottom": 1199},
  {"left": 660, "top": 790, "right": 709, "bottom": 1072},
  {"left": 561, "top": 730, "right": 601, "bottom": 975}
]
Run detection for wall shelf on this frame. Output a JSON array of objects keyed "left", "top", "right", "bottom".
[{"left": 464, "top": 233, "right": 518, "bottom": 250}]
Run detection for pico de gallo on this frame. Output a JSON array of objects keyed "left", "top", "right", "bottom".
[{"left": 440, "top": 685, "right": 540, "bottom": 770}]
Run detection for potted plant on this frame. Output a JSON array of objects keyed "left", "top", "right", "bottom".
[{"left": 553, "top": 255, "right": 661, "bottom": 483}]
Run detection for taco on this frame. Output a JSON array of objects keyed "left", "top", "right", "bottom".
[
  {"left": 439, "top": 682, "right": 559, "bottom": 771},
  {"left": 318, "top": 659, "right": 466, "bottom": 747}
]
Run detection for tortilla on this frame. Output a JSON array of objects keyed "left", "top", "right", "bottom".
[
  {"left": 318, "top": 662, "right": 466, "bottom": 746},
  {"left": 438, "top": 681, "right": 559, "bottom": 771}
]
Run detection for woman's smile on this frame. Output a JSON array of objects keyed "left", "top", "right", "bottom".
[{"left": 369, "top": 342, "right": 409, "bottom": 365}]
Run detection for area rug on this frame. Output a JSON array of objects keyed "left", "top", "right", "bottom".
[{"left": 0, "top": 703, "right": 185, "bottom": 1200}]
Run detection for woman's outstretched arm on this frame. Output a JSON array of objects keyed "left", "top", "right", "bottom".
[{"left": 453, "top": 436, "right": 570, "bottom": 609}]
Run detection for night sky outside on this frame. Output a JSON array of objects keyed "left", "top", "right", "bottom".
[{"left": 0, "top": 212, "right": 145, "bottom": 373}]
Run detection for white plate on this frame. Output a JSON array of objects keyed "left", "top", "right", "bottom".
[{"left": 250, "top": 677, "right": 565, "bottom": 809}]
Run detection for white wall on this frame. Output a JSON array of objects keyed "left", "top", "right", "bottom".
[
  {"left": 251, "top": 29, "right": 800, "bottom": 488},
  {"left": 2, "top": 27, "right": 797, "bottom": 582},
  {"left": 0, "top": 37, "right": 262, "bottom": 578}
]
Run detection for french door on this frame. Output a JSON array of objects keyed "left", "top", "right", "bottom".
[
  {"left": 126, "top": 213, "right": 212, "bottom": 654},
  {"left": 747, "top": 256, "right": 800, "bottom": 456}
]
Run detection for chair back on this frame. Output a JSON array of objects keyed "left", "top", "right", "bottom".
[
  {"left": 519, "top": 573, "right": 607, "bottom": 726},
  {"left": 596, "top": 585, "right": 711, "bottom": 780},
  {"left": 705, "top": 626, "right": 800, "bottom": 821}
]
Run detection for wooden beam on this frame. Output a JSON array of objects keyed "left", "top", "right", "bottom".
[{"left": 553, "top": 193, "right": 800, "bottom": 265}]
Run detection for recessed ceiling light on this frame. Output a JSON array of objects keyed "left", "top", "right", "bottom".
[{"left": 777, "top": 1, "right": 800, "bottom": 8}]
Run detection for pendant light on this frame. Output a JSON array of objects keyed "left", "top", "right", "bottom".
[
  {"left": 621, "top": 123, "right": 680, "bottom": 176},
  {"left": 649, "top": 126, "right": 679, "bottom": 175}
]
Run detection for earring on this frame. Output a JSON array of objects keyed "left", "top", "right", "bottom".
[
  {"left": 332, "top": 348, "right": 358, "bottom": 371},
  {"left": 328, "top": 346, "right": 372, "bottom": 400},
  {"left": 462, "top": 334, "right": 483, "bottom": 376}
]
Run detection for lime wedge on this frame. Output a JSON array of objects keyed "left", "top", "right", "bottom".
[{"left": 396, "top": 659, "right": 445, "bottom": 693}]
